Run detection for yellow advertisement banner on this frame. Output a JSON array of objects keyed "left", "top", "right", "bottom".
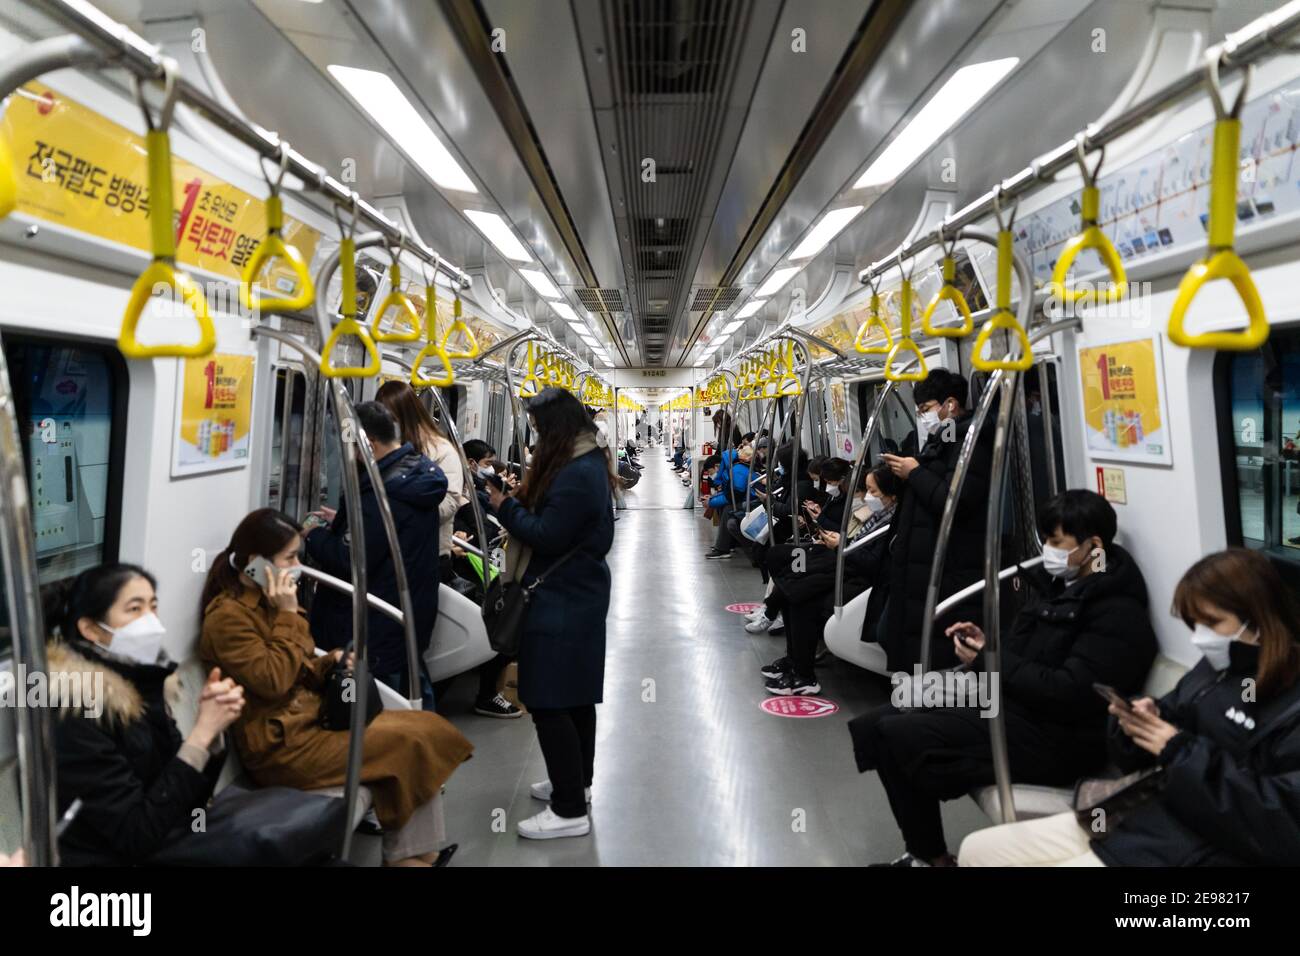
[
  {"left": 172, "top": 352, "right": 256, "bottom": 477},
  {"left": 1078, "top": 337, "right": 1170, "bottom": 464},
  {"left": 1, "top": 84, "right": 320, "bottom": 292}
]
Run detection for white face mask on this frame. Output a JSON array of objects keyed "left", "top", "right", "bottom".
[
  {"left": 863, "top": 493, "right": 885, "bottom": 514},
  {"left": 1042, "top": 541, "right": 1084, "bottom": 580},
  {"left": 1191, "top": 622, "right": 1246, "bottom": 671},
  {"left": 478, "top": 464, "right": 496, "bottom": 477},
  {"left": 824, "top": 484, "right": 841, "bottom": 499},
  {"left": 917, "top": 409, "right": 942, "bottom": 442},
  {"left": 98, "top": 612, "right": 167, "bottom": 665}
]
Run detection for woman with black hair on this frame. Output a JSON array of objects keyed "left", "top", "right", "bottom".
[
  {"left": 43, "top": 564, "right": 244, "bottom": 865},
  {"left": 487, "top": 387, "right": 616, "bottom": 840},
  {"left": 199, "top": 508, "right": 473, "bottom": 866}
]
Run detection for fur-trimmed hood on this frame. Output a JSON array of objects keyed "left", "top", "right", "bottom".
[{"left": 44, "top": 639, "right": 181, "bottom": 728}]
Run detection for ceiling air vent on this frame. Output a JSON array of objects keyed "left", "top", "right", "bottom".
[
  {"left": 689, "top": 286, "right": 741, "bottom": 312},
  {"left": 575, "top": 287, "right": 626, "bottom": 313}
]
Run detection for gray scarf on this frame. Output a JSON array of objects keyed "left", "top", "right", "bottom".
[{"left": 503, "top": 431, "right": 602, "bottom": 584}]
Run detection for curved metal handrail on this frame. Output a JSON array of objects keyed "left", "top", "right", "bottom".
[
  {"left": 932, "top": 555, "right": 1044, "bottom": 617},
  {"left": 0, "top": 333, "right": 57, "bottom": 866},
  {"left": 298, "top": 564, "right": 403, "bottom": 623},
  {"left": 844, "top": 522, "right": 892, "bottom": 556}
]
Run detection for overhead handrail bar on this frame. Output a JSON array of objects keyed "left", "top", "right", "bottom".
[
  {"left": 857, "top": 0, "right": 1300, "bottom": 285},
  {"left": 118, "top": 58, "right": 216, "bottom": 359},
  {"left": 25, "top": 0, "right": 473, "bottom": 289},
  {"left": 1167, "top": 55, "right": 1267, "bottom": 351}
]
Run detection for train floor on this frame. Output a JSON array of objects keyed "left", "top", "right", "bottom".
[{"left": 435, "top": 450, "right": 991, "bottom": 865}]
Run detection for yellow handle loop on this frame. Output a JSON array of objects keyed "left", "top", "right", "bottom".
[
  {"left": 1049, "top": 185, "right": 1126, "bottom": 306},
  {"left": 410, "top": 339, "right": 455, "bottom": 388},
  {"left": 518, "top": 342, "right": 542, "bottom": 397},
  {"left": 853, "top": 293, "right": 894, "bottom": 355},
  {"left": 119, "top": 128, "right": 216, "bottom": 359},
  {"left": 971, "top": 227, "right": 1033, "bottom": 372},
  {"left": 921, "top": 256, "right": 975, "bottom": 337},
  {"left": 240, "top": 194, "right": 316, "bottom": 314},
  {"left": 441, "top": 295, "right": 480, "bottom": 359},
  {"left": 884, "top": 276, "right": 927, "bottom": 382},
  {"left": 370, "top": 258, "right": 422, "bottom": 343},
  {"left": 1167, "top": 116, "right": 1268, "bottom": 351},
  {"left": 320, "top": 235, "right": 381, "bottom": 378},
  {"left": 0, "top": 136, "right": 15, "bottom": 220}
]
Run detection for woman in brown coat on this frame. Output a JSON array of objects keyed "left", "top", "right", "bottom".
[{"left": 199, "top": 509, "right": 473, "bottom": 866}]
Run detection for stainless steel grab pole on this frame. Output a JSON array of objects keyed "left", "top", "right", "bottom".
[
  {"left": 310, "top": 237, "right": 422, "bottom": 707},
  {"left": 857, "top": 0, "right": 1300, "bottom": 284},
  {"left": 0, "top": 334, "right": 57, "bottom": 866},
  {"left": 29, "top": 0, "right": 473, "bottom": 287},
  {"left": 0, "top": 34, "right": 107, "bottom": 100}
]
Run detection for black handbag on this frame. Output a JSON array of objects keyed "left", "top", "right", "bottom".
[
  {"left": 1072, "top": 766, "right": 1166, "bottom": 839},
  {"left": 320, "top": 658, "right": 383, "bottom": 730},
  {"left": 147, "top": 785, "right": 349, "bottom": 866},
  {"left": 484, "top": 545, "right": 582, "bottom": 657}
]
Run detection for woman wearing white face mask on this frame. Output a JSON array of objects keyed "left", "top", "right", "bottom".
[
  {"left": 961, "top": 548, "right": 1300, "bottom": 867},
  {"left": 43, "top": 564, "right": 245, "bottom": 865}
]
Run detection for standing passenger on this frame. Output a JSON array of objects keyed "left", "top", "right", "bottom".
[{"left": 487, "top": 387, "right": 615, "bottom": 839}]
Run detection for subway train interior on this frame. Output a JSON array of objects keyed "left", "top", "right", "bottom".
[{"left": 0, "top": 0, "right": 1298, "bottom": 894}]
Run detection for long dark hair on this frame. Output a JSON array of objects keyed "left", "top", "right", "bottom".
[
  {"left": 1172, "top": 548, "right": 1300, "bottom": 698},
  {"left": 376, "top": 380, "right": 445, "bottom": 453},
  {"left": 42, "top": 563, "right": 156, "bottom": 643},
  {"left": 200, "top": 509, "right": 302, "bottom": 618},
  {"left": 516, "top": 388, "right": 612, "bottom": 508}
]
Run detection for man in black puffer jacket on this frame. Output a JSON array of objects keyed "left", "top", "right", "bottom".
[
  {"left": 850, "top": 490, "right": 1158, "bottom": 866},
  {"left": 877, "top": 369, "right": 994, "bottom": 672}
]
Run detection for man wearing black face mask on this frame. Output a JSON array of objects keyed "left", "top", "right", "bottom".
[{"left": 875, "top": 369, "right": 993, "bottom": 672}]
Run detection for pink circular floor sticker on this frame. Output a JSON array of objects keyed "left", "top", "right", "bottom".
[
  {"left": 726, "top": 602, "right": 765, "bottom": 614},
  {"left": 761, "top": 696, "right": 839, "bottom": 718}
]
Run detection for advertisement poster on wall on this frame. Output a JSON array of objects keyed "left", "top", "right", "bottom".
[
  {"left": 172, "top": 353, "right": 256, "bottom": 477},
  {"left": 1078, "top": 336, "right": 1171, "bottom": 465},
  {"left": 830, "top": 381, "right": 854, "bottom": 456}
]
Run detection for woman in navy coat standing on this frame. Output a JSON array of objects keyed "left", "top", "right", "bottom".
[{"left": 488, "top": 387, "right": 615, "bottom": 839}]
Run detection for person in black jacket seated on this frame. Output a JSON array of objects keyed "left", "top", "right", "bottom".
[
  {"left": 44, "top": 564, "right": 244, "bottom": 865},
  {"left": 762, "top": 463, "right": 902, "bottom": 695},
  {"left": 305, "top": 401, "right": 447, "bottom": 706},
  {"left": 961, "top": 547, "right": 1300, "bottom": 866},
  {"left": 878, "top": 368, "right": 994, "bottom": 671},
  {"left": 852, "top": 490, "right": 1156, "bottom": 867}
]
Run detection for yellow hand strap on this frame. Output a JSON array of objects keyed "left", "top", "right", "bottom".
[
  {"left": 119, "top": 124, "right": 216, "bottom": 359},
  {"left": 410, "top": 338, "right": 455, "bottom": 387},
  {"left": 320, "top": 234, "right": 381, "bottom": 378},
  {"left": 518, "top": 342, "right": 542, "bottom": 397},
  {"left": 971, "top": 223, "right": 1032, "bottom": 372},
  {"left": 884, "top": 275, "right": 927, "bottom": 382},
  {"left": 1049, "top": 185, "right": 1126, "bottom": 306},
  {"left": 853, "top": 293, "right": 894, "bottom": 355},
  {"left": 0, "top": 136, "right": 15, "bottom": 220},
  {"left": 1168, "top": 111, "right": 1267, "bottom": 350},
  {"left": 921, "top": 255, "right": 975, "bottom": 338},
  {"left": 441, "top": 295, "right": 479, "bottom": 359},
  {"left": 370, "top": 261, "right": 422, "bottom": 343},
  {"left": 776, "top": 341, "right": 801, "bottom": 395},
  {"left": 240, "top": 145, "right": 315, "bottom": 315}
]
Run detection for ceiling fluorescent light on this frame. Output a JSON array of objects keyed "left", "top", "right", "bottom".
[
  {"left": 521, "top": 268, "right": 561, "bottom": 299},
  {"left": 327, "top": 66, "right": 476, "bottom": 193},
  {"left": 854, "top": 57, "right": 1019, "bottom": 189},
  {"left": 463, "top": 209, "right": 533, "bottom": 262},
  {"left": 721, "top": 320, "right": 745, "bottom": 335},
  {"left": 550, "top": 301, "right": 579, "bottom": 322},
  {"left": 790, "top": 206, "right": 865, "bottom": 260},
  {"left": 755, "top": 266, "right": 801, "bottom": 299},
  {"left": 735, "top": 299, "right": 767, "bottom": 319}
]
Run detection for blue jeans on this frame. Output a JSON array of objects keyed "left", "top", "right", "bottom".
[{"left": 375, "top": 665, "right": 437, "bottom": 711}]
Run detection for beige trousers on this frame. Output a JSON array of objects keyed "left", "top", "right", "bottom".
[
  {"left": 382, "top": 792, "right": 447, "bottom": 862},
  {"left": 958, "top": 811, "right": 1106, "bottom": 867}
]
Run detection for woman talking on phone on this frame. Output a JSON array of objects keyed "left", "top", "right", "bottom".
[
  {"left": 960, "top": 548, "right": 1300, "bottom": 866},
  {"left": 199, "top": 508, "right": 473, "bottom": 866},
  {"left": 487, "top": 388, "right": 615, "bottom": 840}
]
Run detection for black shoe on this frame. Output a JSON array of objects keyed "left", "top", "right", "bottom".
[
  {"left": 870, "top": 852, "right": 928, "bottom": 868},
  {"left": 769, "top": 620, "right": 786, "bottom": 636},
  {"left": 434, "top": 844, "right": 458, "bottom": 867},
  {"left": 765, "top": 672, "right": 820, "bottom": 696},
  {"left": 760, "top": 656, "right": 792, "bottom": 679},
  {"left": 705, "top": 549, "right": 733, "bottom": 559},
  {"left": 474, "top": 693, "right": 523, "bottom": 718}
]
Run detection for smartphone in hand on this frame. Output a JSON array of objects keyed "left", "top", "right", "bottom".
[{"left": 1093, "top": 682, "right": 1133, "bottom": 712}]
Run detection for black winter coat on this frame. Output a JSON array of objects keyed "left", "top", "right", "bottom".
[
  {"left": 306, "top": 442, "right": 447, "bottom": 676},
  {"left": 495, "top": 448, "right": 614, "bottom": 709},
  {"left": 980, "top": 544, "right": 1157, "bottom": 768},
  {"left": 1095, "top": 641, "right": 1300, "bottom": 866},
  {"left": 880, "top": 409, "right": 994, "bottom": 671},
  {"left": 49, "top": 638, "right": 224, "bottom": 866}
]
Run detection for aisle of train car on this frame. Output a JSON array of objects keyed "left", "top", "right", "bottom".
[{"left": 440, "top": 453, "right": 986, "bottom": 865}]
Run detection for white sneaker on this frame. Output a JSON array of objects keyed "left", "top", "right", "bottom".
[
  {"left": 517, "top": 807, "right": 591, "bottom": 840},
  {"left": 530, "top": 779, "right": 593, "bottom": 802},
  {"left": 744, "top": 605, "right": 767, "bottom": 622},
  {"left": 745, "top": 613, "right": 781, "bottom": 634}
]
